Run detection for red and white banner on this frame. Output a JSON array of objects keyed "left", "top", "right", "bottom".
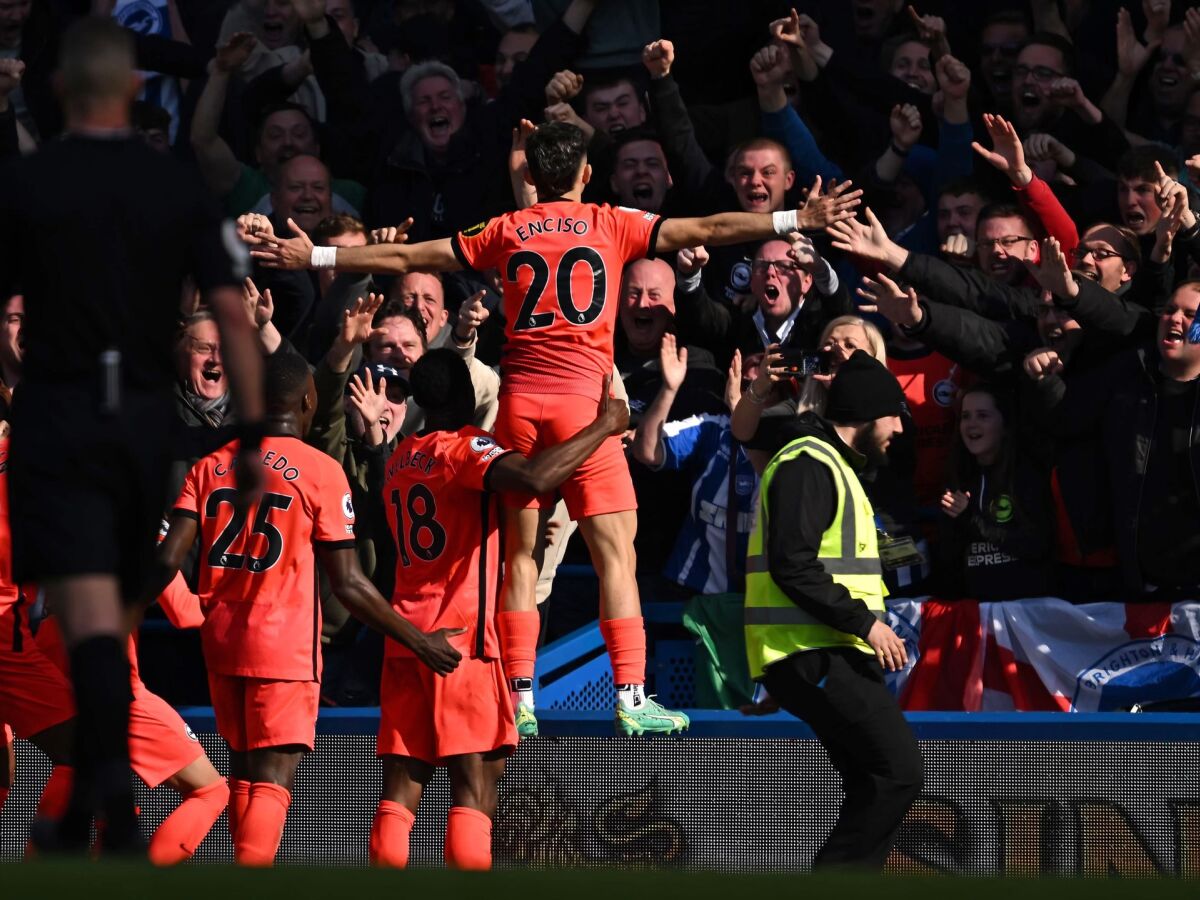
[{"left": 885, "top": 598, "right": 1200, "bottom": 711}]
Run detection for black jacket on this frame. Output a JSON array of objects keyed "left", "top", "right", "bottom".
[
  {"left": 762, "top": 413, "right": 879, "bottom": 642},
  {"left": 1036, "top": 344, "right": 1200, "bottom": 592},
  {"left": 936, "top": 459, "right": 1055, "bottom": 601}
]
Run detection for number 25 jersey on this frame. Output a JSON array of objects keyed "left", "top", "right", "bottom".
[
  {"left": 383, "top": 427, "right": 512, "bottom": 662},
  {"left": 173, "top": 436, "right": 357, "bottom": 681},
  {"left": 451, "top": 201, "right": 662, "bottom": 400}
]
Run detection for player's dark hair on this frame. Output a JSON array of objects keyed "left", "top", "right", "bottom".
[
  {"left": 410, "top": 349, "right": 475, "bottom": 428},
  {"left": 373, "top": 299, "right": 429, "bottom": 349},
  {"left": 264, "top": 352, "right": 313, "bottom": 415},
  {"left": 1117, "top": 144, "right": 1178, "bottom": 182},
  {"left": 525, "top": 122, "right": 589, "bottom": 198},
  {"left": 1020, "top": 31, "right": 1076, "bottom": 76}
]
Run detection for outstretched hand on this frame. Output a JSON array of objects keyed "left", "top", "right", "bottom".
[
  {"left": 856, "top": 273, "right": 922, "bottom": 328},
  {"left": 826, "top": 208, "right": 903, "bottom": 268},
  {"left": 249, "top": 217, "right": 315, "bottom": 270},
  {"left": 1022, "top": 236, "right": 1077, "bottom": 299},
  {"left": 797, "top": 176, "right": 864, "bottom": 230},
  {"left": 971, "top": 113, "right": 1032, "bottom": 187},
  {"left": 341, "top": 293, "right": 387, "bottom": 346}
]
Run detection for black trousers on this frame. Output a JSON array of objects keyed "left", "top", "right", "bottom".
[{"left": 763, "top": 647, "right": 923, "bottom": 871}]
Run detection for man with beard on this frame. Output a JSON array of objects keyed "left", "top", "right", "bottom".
[{"left": 744, "top": 349, "right": 919, "bottom": 870}]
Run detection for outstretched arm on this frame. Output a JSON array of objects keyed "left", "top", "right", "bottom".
[
  {"left": 488, "top": 380, "right": 629, "bottom": 494},
  {"left": 245, "top": 215, "right": 459, "bottom": 275},
  {"left": 656, "top": 177, "right": 862, "bottom": 252}
]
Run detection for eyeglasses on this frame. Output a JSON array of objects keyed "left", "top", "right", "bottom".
[
  {"left": 978, "top": 235, "right": 1035, "bottom": 251},
  {"left": 1078, "top": 245, "right": 1128, "bottom": 262},
  {"left": 1013, "top": 64, "right": 1063, "bottom": 83},
  {"left": 187, "top": 339, "right": 220, "bottom": 355},
  {"left": 751, "top": 260, "right": 800, "bottom": 274}
]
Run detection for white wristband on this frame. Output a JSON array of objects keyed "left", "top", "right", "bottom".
[
  {"left": 772, "top": 210, "right": 799, "bottom": 236},
  {"left": 311, "top": 245, "right": 338, "bottom": 269}
]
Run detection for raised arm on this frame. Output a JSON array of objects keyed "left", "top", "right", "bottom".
[
  {"left": 631, "top": 334, "right": 688, "bottom": 468},
  {"left": 190, "top": 33, "right": 257, "bottom": 199},
  {"left": 488, "top": 380, "right": 629, "bottom": 494}
]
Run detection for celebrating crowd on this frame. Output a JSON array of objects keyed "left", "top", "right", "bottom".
[{"left": 2, "top": 0, "right": 1199, "bottom": 686}]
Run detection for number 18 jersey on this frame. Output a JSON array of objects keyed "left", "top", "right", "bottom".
[
  {"left": 173, "top": 436, "right": 357, "bottom": 681},
  {"left": 451, "top": 201, "right": 662, "bottom": 400},
  {"left": 383, "top": 427, "right": 513, "bottom": 662}
]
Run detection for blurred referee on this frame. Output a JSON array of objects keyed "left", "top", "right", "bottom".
[{"left": 0, "top": 18, "right": 263, "bottom": 853}]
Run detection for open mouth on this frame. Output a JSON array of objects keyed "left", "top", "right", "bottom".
[
  {"left": 609, "top": 122, "right": 627, "bottom": 134},
  {"left": 990, "top": 67, "right": 1011, "bottom": 82},
  {"left": 988, "top": 260, "right": 1012, "bottom": 276},
  {"left": 1020, "top": 89, "right": 1041, "bottom": 108},
  {"left": 1159, "top": 74, "right": 1180, "bottom": 88},
  {"left": 293, "top": 201, "right": 321, "bottom": 218},
  {"left": 1077, "top": 264, "right": 1098, "bottom": 280},
  {"left": 629, "top": 313, "right": 655, "bottom": 332},
  {"left": 261, "top": 21, "right": 284, "bottom": 45},
  {"left": 426, "top": 115, "right": 452, "bottom": 141},
  {"left": 631, "top": 182, "right": 654, "bottom": 202},
  {"left": 1124, "top": 209, "right": 1148, "bottom": 229},
  {"left": 904, "top": 77, "right": 925, "bottom": 92},
  {"left": 745, "top": 189, "right": 770, "bottom": 208},
  {"left": 201, "top": 366, "right": 223, "bottom": 384},
  {"left": 763, "top": 284, "right": 781, "bottom": 301},
  {"left": 1163, "top": 326, "right": 1185, "bottom": 348},
  {"left": 379, "top": 413, "right": 391, "bottom": 430}
]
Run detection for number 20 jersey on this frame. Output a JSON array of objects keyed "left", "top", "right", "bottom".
[
  {"left": 451, "top": 201, "right": 662, "bottom": 401},
  {"left": 173, "top": 436, "right": 357, "bottom": 681},
  {"left": 383, "top": 427, "right": 512, "bottom": 662}
]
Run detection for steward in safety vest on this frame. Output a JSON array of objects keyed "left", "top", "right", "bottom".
[{"left": 742, "top": 349, "right": 921, "bottom": 871}]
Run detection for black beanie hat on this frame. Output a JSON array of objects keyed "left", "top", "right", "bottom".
[{"left": 825, "top": 350, "right": 907, "bottom": 423}]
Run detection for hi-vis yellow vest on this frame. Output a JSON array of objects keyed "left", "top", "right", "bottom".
[{"left": 744, "top": 434, "right": 887, "bottom": 679}]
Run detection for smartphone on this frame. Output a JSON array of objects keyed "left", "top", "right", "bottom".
[{"left": 775, "top": 347, "right": 830, "bottom": 378}]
